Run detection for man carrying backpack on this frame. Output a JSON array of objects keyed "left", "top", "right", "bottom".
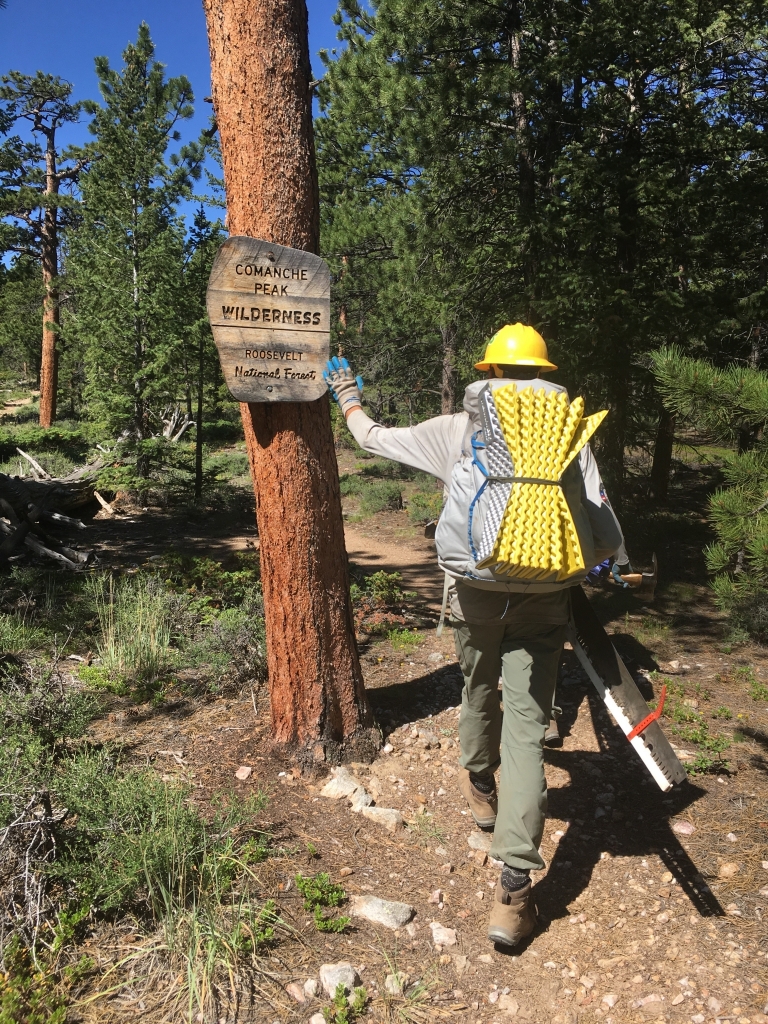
[{"left": 325, "top": 323, "right": 624, "bottom": 947}]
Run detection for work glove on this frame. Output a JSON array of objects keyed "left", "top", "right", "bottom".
[{"left": 323, "top": 356, "right": 364, "bottom": 418}]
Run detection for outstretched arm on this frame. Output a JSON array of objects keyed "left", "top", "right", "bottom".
[{"left": 324, "top": 357, "right": 466, "bottom": 485}]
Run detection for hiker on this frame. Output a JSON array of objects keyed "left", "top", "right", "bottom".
[{"left": 324, "top": 323, "right": 624, "bottom": 947}]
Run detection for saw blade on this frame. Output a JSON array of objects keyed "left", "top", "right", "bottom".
[{"left": 569, "top": 585, "right": 687, "bottom": 790}]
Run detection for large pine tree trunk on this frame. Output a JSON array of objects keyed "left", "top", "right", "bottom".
[
  {"left": 39, "top": 271, "right": 58, "bottom": 429},
  {"left": 203, "top": 0, "right": 374, "bottom": 757},
  {"left": 39, "top": 146, "right": 59, "bottom": 428}
]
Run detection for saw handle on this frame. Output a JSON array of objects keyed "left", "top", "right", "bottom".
[{"left": 626, "top": 684, "right": 667, "bottom": 741}]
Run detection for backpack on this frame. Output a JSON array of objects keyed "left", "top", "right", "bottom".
[{"left": 434, "top": 381, "right": 606, "bottom": 598}]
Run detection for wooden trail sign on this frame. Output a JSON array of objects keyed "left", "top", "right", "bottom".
[{"left": 207, "top": 236, "right": 331, "bottom": 402}]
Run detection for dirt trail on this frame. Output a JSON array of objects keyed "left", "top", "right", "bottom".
[
  {"left": 344, "top": 517, "right": 445, "bottom": 612},
  {"left": 0, "top": 391, "right": 37, "bottom": 419},
  {"left": 81, "top": 502, "right": 768, "bottom": 1024}
]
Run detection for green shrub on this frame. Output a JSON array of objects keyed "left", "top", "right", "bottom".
[
  {"left": 407, "top": 490, "right": 443, "bottom": 524},
  {"left": 295, "top": 872, "right": 346, "bottom": 910},
  {"left": 339, "top": 474, "right": 402, "bottom": 514},
  {"left": 339, "top": 473, "right": 364, "bottom": 497},
  {"left": 185, "top": 589, "right": 267, "bottom": 686},
  {"left": 358, "top": 459, "right": 416, "bottom": 480},
  {"left": 0, "top": 937, "right": 67, "bottom": 1024},
  {"left": 204, "top": 449, "right": 250, "bottom": 481},
  {"left": 0, "top": 425, "right": 91, "bottom": 464},
  {"left": 365, "top": 570, "right": 406, "bottom": 604},
  {"left": 388, "top": 628, "right": 423, "bottom": 651},
  {"left": 324, "top": 982, "right": 368, "bottom": 1023},
  {"left": 359, "top": 479, "right": 402, "bottom": 515},
  {"left": 295, "top": 872, "right": 349, "bottom": 933}
]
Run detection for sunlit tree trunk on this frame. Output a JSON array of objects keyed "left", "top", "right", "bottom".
[
  {"left": 39, "top": 139, "right": 59, "bottom": 427},
  {"left": 203, "top": 0, "right": 374, "bottom": 758}
]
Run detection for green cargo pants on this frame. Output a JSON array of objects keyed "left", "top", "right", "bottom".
[{"left": 453, "top": 590, "right": 568, "bottom": 872}]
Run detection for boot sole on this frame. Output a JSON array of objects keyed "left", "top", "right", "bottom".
[
  {"left": 487, "top": 926, "right": 519, "bottom": 946},
  {"left": 471, "top": 812, "right": 497, "bottom": 828},
  {"left": 487, "top": 918, "right": 537, "bottom": 947}
]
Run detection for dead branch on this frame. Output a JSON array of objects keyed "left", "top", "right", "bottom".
[{"left": 15, "top": 448, "right": 51, "bottom": 480}]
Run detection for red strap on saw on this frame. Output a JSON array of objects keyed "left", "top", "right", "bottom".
[{"left": 627, "top": 684, "right": 666, "bottom": 741}]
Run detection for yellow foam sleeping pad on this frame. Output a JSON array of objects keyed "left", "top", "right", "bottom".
[{"left": 476, "top": 385, "right": 608, "bottom": 580}]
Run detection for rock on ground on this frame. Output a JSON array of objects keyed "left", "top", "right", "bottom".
[
  {"left": 350, "top": 894, "right": 415, "bottom": 930},
  {"left": 303, "top": 978, "right": 319, "bottom": 999},
  {"left": 468, "top": 831, "right": 493, "bottom": 852},
  {"left": 429, "top": 921, "right": 457, "bottom": 947},
  {"left": 319, "top": 961, "right": 360, "bottom": 998},
  {"left": 349, "top": 786, "right": 374, "bottom": 812},
  {"left": 361, "top": 805, "right": 404, "bottom": 831},
  {"left": 285, "top": 981, "right": 305, "bottom": 1003},
  {"left": 320, "top": 767, "right": 363, "bottom": 799},
  {"left": 384, "top": 971, "right": 410, "bottom": 995}
]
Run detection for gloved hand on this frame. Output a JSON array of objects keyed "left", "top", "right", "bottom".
[{"left": 323, "top": 356, "right": 364, "bottom": 418}]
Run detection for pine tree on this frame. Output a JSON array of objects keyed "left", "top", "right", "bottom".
[
  {"left": 204, "top": 0, "right": 374, "bottom": 754},
  {"left": 0, "top": 259, "right": 43, "bottom": 381},
  {"left": 0, "top": 72, "right": 90, "bottom": 426},
  {"left": 66, "top": 25, "right": 206, "bottom": 472},
  {"left": 652, "top": 346, "right": 768, "bottom": 639},
  {"left": 182, "top": 206, "right": 225, "bottom": 497},
  {"left": 317, "top": 0, "right": 768, "bottom": 503}
]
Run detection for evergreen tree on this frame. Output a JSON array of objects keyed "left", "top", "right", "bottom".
[
  {"left": 66, "top": 24, "right": 206, "bottom": 472},
  {"left": 182, "top": 205, "right": 225, "bottom": 497},
  {"left": 652, "top": 346, "right": 768, "bottom": 639},
  {"left": 0, "top": 71, "right": 90, "bottom": 425},
  {"left": 0, "top": 258, "right": 43, "bottom": 381},
  {"left": 318, "top": 0, "right": 768, "bottom": 503}
]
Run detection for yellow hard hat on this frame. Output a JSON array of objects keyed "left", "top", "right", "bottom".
[{"left": 474, "top": 323, "right": 557, "bottom": 372}]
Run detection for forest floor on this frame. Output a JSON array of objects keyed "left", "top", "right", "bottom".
[
  {"left": 67, "top": 448, "right": 767, "bottom": 1024},
  {"left": 2, "top": 437, "right": 767, "bottom": 1024}
]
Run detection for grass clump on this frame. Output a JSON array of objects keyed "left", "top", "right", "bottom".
[
  {"left": 408, "top": 812, "right": 446, "bottom": 846},
  {"left": 87, "top": 573, "right": 174, "bottom": 692},
  {"left": 0, "top": 643, "right": 275, "bottom": 1022}
]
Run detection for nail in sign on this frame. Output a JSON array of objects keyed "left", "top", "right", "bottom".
[{"left": 207, "top": 236, "right": 330, "bottom": 402}]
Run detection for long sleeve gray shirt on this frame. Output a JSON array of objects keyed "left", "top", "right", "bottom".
[{"left": 345, "top": 379, "right": 624, "bottom": 622}]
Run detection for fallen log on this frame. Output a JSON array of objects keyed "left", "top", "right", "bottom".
[
  {"left": 3, "top": 460, "right": 104, "bottom": 513},
  {"left": 0, "top": 462, "right": 101, "bottom": 569}
]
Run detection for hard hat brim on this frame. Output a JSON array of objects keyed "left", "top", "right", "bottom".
[{"left": 474, "top": 357, "right": 558, "bottom": 372}]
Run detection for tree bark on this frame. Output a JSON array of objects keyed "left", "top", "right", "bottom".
[
  {"left": 507, "top": 18, "right": 538, "bottom": 321},
  {"left": 649, "top": 409, "right": 675, "bottom": 503},
  {"left": 39, "top": 139, "right": 59, "bottom": 428},
  {"left": 440, "top": 323, "right": 457, "bottom": 414},
  {"left": 203, "top": 0, "right": 374, "bottom": 756}
]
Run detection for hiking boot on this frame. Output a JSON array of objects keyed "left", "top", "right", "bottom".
[
  {"left": 544, "top": 718, "right": 562, "bottom": 747},
  {"left": 487, "top": 879, "right": 538, "bottom": 947},
  {"left": 458, "top": 767, "right": 497, "bottom": 827}
]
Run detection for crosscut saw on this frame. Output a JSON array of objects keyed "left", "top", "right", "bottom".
[{"left": 568, "top": 585, "right": 687, "bottom": 792}]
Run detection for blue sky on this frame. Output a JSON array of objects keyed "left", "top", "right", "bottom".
[{"left": 0, "top": 0, "right": 343, "bottom": 186}]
